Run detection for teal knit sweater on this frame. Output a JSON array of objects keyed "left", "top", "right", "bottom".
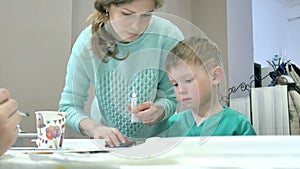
[{"left": 59, "top": 15, "right": 184, "bottom": 139}]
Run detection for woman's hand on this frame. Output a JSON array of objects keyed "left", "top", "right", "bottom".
[
  {"left": 79, "top": 119, "right": 132, "bottom": 147},
  {"left": 130, "top": 102, "right": 165, "bottom": 125}
]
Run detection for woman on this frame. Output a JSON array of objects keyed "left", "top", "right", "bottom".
[{"left": 59, "top": 0, "right": 183, "bottom": 146}]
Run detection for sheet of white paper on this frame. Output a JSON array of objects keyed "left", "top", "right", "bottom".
[{"left": 10, "top": 139, "right": 107, "bottom": 154}]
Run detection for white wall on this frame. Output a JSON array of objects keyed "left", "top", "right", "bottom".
[
  {"left": 252, "top": 0, "right": 288, "bottom": 68},
  {"left": 287, "top": 6, "right": 300, "bottom": 66},
  {"left": 0, "top": 0, "right": 72, "bottom": 133},
  {"left": 252, "top": 0, "right": 300, "bottom": 87},
  {"left": 190, "top": 0, "right": 254, "bottom": 99},
  {"left": 160, "top": 0, "right": 191, "bottom": 21},
  {"left": 190, "top": 0, "right": 229, "bottom": 99},
  {"left": 227, "top": 0, "right": 254, "bottom": 97},
  {"left": 191, "top": 0, "right": 228, "bottom": 73},
  {"left": 71, "top": 0, "right": 94, "bottom": 44}
]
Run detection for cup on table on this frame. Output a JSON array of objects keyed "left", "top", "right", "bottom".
[{"left": 35, "top": 111, "right": 66, "bottom": 149}]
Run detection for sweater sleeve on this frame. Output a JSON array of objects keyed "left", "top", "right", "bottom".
[
  {"left": 155, "top": 70, "right": 178, "bottom": 120},
  {"left": 59, "top": 27, "right": 93, "bottom": 134},
  {"left": 154, "top": 21, "right": 184, "bottom": 121}
]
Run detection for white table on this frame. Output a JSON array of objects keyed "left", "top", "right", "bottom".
[{"left": 1, "top": 136, "right": 300, "bottom": 169}]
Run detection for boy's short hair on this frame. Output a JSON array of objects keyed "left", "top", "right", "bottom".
[{"left": 166, "top": 37, "right": 222, "bottom": 72}]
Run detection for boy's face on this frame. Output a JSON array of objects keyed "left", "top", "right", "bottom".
[{"left": 167, "top": 62, "right": 212, "bottom": 112}]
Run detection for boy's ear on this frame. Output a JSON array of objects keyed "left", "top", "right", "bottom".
[{"left": 211, "top": 66, "right": 223, "bottom": 85}]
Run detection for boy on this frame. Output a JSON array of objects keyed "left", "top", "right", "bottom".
[{"left": 164, "top": 37, "right": 256, "bottom": 137}]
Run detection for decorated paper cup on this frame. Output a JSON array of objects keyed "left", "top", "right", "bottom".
[{"left": 35, "top": 111, "right": 66, "bottom": 149}]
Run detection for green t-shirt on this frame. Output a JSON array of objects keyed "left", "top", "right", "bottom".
[{"left": 164, "top": 107, "right": 256, "bottom": 137}]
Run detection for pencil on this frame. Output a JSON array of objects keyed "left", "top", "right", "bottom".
[{"left": 19, "top": 111, "right": 30, "bottom": 117}]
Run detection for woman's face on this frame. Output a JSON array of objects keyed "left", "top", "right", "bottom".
[{"left": 108, "top": 0, "right": 155, "bottom": 42}]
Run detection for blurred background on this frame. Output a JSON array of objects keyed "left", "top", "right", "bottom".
[{"left": 1, "top": 0, "right": 299, "bottom": 138}]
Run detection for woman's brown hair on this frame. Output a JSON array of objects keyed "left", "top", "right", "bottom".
[{"left": 86, "top": 0, "right": 164, "bottom": 63}]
